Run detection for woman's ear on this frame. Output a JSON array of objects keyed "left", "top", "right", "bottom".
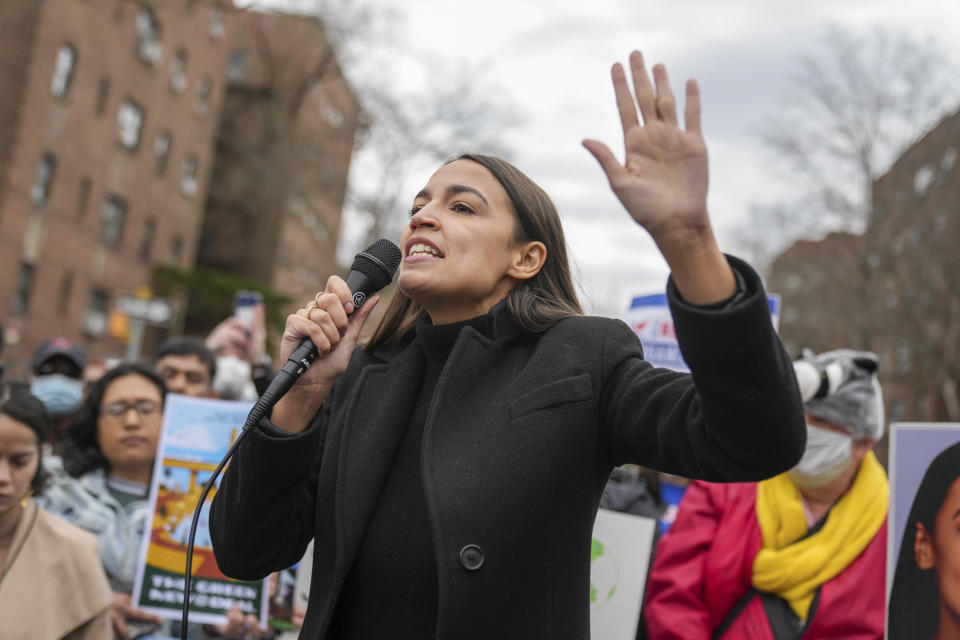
[
  {"left": 915, "top": 522, "right": 935, "bottom": 570},
  {"left": 508, "top": 241, "right": 547, "bottom": 281}
]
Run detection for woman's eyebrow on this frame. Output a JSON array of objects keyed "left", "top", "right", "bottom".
[
  {"left": 446, "top": 184, "right": 488, "bottom": 205},
  {"left": 414, "top": 185, "right": 489, "bottom": 205}
]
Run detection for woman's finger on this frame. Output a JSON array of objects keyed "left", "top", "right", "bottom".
[
  {"left": 629, "top": 50, "right": 657, "bottom": 124},
  {"left": 612, "top": 63, "right": 640, "bottom": 134},
  {"left": 324, "top": 275, "right": 355, "bottom": 314},
  {"left": 286, "top": 313, "right": 332, "bottom": 354},
  {"left": 314, "top": 291, "right": 349, "bottom": 334},
  {"left": 684, "top": 79, "right": 702, "bottom": 134},
  {"left": 652, "top": 64, "right": 677, "bottom": 126},
  {"left": 308, "top": 305, "right": 344, "bottom": 348},
  {"left": 581, "top": 139, "right": 624, "bottom": 185},
  {"left": 344, "top": 294, "right": 381, "bottom": 343}
]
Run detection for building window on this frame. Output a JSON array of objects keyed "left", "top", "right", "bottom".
[
  {"left": 11, "top": 263, "right": 36, "bottom": 315},
  {"left": 138, "top": 217, "right": 156, "bottom": 260},
  {"left": 76, "top": 177, "right": 92, "bottom": 217},
  {"left": 890, "top": 399, "right": 906, "bottom": 423},
  {"left": 31, "top": 154, "right": 56, "bottom": 206},
  {"left": 58, "top": 272, "right": 74, "bottom": 313},
  {"left": 895, "top": 344, "right": 912, "bottom": 375},
  {"left": 195, "top": 76, "right": 212, "bottom": 116},
  {"left": 170, "top": 49, "right": 187, "bottom": 93},
  {"left": 168, "top": 234, "right": 184, "bottom": 267},
  {"left": 153, "top": 130, "right": 172, "bottom": 174},
  {"left": 210, "top": 5, "right": 225, "bottom": 40},
  {"left": 101, "top": 195, "right": 128, "bottom": 245},
  {"left": 117, "top": 99, "right": 144, "bottom": 149},
  {"left": 227, "top": 51, "right": 246, "bottom": 81},
  {"left": 84, "top": 288, "right": 109, "bottom": 337},
  {"left": 180, "top": 154, "right": 198, "bottom": 196},
  {"left": 914, "top": 165, "right": 935, "bottom": 197},
  {"left": 135, "top": 8, "right": 163, "bottom": 65},
  {"left": 943, "top": 147, "right": 957, "bottom": 173},
  {"left": 50, "top": 44, "right": 76, "bottom": 98},
  {"left": 96, "top": 76, "right": 111, "bottom": 116}
]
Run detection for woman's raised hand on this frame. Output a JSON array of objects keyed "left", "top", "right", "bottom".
[
  {"left": 271, "top": 275, "right": 380, "bottom": 432},
  {"left": 583, "top": 50, "right": 735, "bottom": 305}
]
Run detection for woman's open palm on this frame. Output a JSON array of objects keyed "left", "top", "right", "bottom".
[{"left": 584, "top": 51, "right": 710, "bottom": 243}]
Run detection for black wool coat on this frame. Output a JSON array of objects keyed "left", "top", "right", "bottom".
[{"left": 210, "top": 258, "right": 806, "bottom": 640}]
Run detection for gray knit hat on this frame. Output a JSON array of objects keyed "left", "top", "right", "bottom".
[{"left": 793, "top": 349, "right": 885, "bottom": 440}]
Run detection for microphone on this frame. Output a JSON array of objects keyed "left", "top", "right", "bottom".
[{"left": 244, "top": 239, "right": 402, "bottom": 428}]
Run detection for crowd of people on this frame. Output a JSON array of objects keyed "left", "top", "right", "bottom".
[
  {"left": 0, "top": 314, "right": 280, "bottom": 639},
  {"left": 0, "top": 46, "right": 954, "bottom": 640}
]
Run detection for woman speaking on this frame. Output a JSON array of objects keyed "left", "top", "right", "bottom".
[{"left": 210, "top": 51, "right": 806, "bottom": 639}]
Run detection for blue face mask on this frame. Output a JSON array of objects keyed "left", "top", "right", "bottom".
[{"left": 31, "top": 374, "right": 84, "bottom": 416}]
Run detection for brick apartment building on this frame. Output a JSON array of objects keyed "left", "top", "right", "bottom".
[
  {"left": 0, "top": 1, "right": 359, "bottom": 377},
  {"left": 198, "top": 9, "right": 360, "bottom": 309},
  {"left": 0, "top": 0, "right": 230, "bottom": 374},
  {"left": 768, "top": 108, "right": 960, "bottom": 429}
]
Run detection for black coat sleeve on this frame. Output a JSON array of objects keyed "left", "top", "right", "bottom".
[
  {"left": 209, "top": 406, "right": 327, "bottom": 580},
  {"left": 601, "top": 256, "right": 806, "bottom": 481}
]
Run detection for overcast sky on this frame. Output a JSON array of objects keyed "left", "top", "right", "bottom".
[{"left": 251, "top": 0, "right": 960, "bottom": 317}]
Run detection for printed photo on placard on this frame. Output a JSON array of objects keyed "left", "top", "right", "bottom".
[{"left": 887, "top": 422, "right": 960, "bottom": 640}]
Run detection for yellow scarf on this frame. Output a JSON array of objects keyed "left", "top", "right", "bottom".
[{"left": 752, "top": 451, "right": 888, "bottom": 620}]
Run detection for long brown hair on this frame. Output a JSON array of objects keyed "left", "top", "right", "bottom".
[{"left": 366, "top": 153, "right": 582, "bottom": 349}]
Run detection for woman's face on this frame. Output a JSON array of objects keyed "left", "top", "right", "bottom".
[
  {"left": 0, "top": 414, "right": 40, "bottom": 519},
  {"left": 923, "top": 476, "right": 960, "bottom": 625},
  {"left": 398, "top": 160, "right": 542, "bottom": 324},
  {"left": 96, "top": 374, "right": 163, "bottom": 475}
]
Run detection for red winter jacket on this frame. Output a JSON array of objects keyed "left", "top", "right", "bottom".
[{"left": 643, "top": 481, "right": 886, "bottom": 639}]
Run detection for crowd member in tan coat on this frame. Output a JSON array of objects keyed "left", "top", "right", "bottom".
[{"left": 0, "top": 382, "right": 112, "bottom": 639}]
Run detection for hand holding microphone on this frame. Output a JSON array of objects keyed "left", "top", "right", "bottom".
[{"left": 268, "top": 239, "right": 402, "bottom": 432}]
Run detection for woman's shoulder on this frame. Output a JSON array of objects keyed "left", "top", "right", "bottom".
[
  {"left": 33, "top": 505, "right": 102, "bottom": 558},
  {"left": 539, "top": 314, "right": 639, "bottom": 348}
]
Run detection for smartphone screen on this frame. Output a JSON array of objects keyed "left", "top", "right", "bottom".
[{"left": 234, "top": 290, "right": 262, "bottom": 331}]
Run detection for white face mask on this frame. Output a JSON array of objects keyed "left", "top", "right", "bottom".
[
  {"left": 788, "top": 423, "right": 853, "bottom": 488},
  {"left": 212, "top": 354, "right": 255, "bottom": 401}
]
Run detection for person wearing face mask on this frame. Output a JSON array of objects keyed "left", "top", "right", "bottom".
[
  {"left": 29, "top": 337, "right": 87, "bottom": 446},
  {"left": 644, "top": 349, "right": 887, "bottom": 640}
]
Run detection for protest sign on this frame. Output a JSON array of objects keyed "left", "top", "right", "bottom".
[
  {"left": 886, "top": 422, "right": 960, "bottom": 639},
  {"left": 131, "top": 394, "right": 268, "bottom": 626},
  {"left": 624, "top": 292, "right": 781, "bottom": 372},
  {"left": 590, "top": 508, "right": 657, "bottom": 640}
]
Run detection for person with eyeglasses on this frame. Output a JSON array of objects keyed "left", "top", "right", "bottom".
[{"left": 35, "top": 362, "right": 167, "bottom": 639}]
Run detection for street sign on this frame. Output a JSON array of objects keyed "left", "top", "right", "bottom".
[{"left": 116, "top": 295, "right": 174, "bottom": 326}]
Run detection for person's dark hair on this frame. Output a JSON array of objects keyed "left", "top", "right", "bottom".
[
  {"left": 888, "top": 441, "right": 960, "bottom": 638},
  {"left": 155, "top": 336, "right": 217, "bottom": 381},
  {"left": 61, "top": 362, "right": 167, "bottom": 478},
  {"left": 368, "top": 153, "right": 583, "bottom": 348},
  {"left": 0, "top": 381, "right": 51, "bottom": 494}
]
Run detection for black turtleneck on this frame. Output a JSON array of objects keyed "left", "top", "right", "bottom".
[{"left": 326, "top": 312, "right": 490, "bottom": 639}]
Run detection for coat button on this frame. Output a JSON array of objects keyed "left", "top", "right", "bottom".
[{"left": 459, "top": 544, "right": 484, "bottom": 571}]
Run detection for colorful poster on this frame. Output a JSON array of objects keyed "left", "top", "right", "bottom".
[
  {"left": 590, "top": 508, "right": 657, "bottom": 640},
  {"left": 624, "top": 292, "right": 781, "bottom": 372},
  {"left": 886, "top": 422, "right": 960, "bottom": 639},
  {"left": 131, "top": 394, "right": 267, "bottom": 626}
]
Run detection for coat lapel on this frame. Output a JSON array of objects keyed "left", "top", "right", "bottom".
[{"left": 334, "top": 340, "right": 426, "bottom": 567}]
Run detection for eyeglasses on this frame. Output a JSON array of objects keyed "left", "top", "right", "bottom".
[{"left": 101, "top": 400, "right": 161, "bottom": 421}]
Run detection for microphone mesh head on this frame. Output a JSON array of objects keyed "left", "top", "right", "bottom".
[{"left": 351, "top": 239, "right": 402, "bottom": 289}]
